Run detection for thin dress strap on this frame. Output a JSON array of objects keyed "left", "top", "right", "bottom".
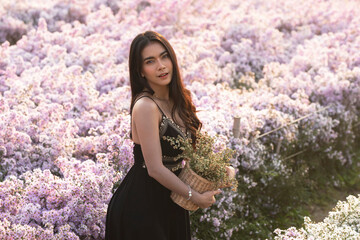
[
  {"left": 130, "top": 95, "right": 166, "bottom": 140},
  {"left": 133, "top": 95, "right": 166, "bottom": 116}
]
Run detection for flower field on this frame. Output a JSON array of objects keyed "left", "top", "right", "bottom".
[{"left": 1, "top": 0, "right": 360, "bottom": 239}]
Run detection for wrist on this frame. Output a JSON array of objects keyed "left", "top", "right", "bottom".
[{"left": 189, "top": 189, "right": 201, "bottom": 204}]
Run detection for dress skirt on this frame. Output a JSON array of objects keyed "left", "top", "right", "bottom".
[{"left": 105, "top": 163, "right": 191, "bottom": 240}]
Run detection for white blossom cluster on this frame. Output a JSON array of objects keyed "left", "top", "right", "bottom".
[{"left": 274, "top": 194, "right": 360, "bottom": 240}]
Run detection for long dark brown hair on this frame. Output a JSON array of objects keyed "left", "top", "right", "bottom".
[{"left": 129, "top": 31, "right": 202, "bottom": 142}]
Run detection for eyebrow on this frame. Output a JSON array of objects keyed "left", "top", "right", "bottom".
[{"left": 143, "top": 50, "right": 168, "bottom": 62}]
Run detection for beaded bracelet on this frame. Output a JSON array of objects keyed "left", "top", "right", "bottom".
[{"left": 186, "top": 185, "right": 192, "bottom": 200}]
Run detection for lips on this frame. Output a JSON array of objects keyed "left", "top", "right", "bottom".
[{"left": 158, "top": 73, "right": 168, "bottom": 78}]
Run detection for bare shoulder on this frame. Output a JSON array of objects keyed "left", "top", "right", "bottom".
[{"left": 132, "top": 96, "right": 159, "bottom": 118}]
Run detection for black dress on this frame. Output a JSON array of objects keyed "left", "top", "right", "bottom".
[{"left": 105, "top": 96, "right": 191, "bottom": 240}]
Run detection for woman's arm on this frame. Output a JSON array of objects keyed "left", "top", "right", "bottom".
[{"left": 132, "top": 98, "right": 220, "bottom": 208}]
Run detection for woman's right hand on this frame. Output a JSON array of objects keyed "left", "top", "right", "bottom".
[{"left": 192, "top": 189, "right": 222, "bottom": 209}]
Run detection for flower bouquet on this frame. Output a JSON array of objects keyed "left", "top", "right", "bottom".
[{"left": 163, "top": 131, "right": 238, "bottom": 211}]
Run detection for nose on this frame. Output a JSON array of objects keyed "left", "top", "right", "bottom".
[{"left": 158, "top": 60, "right": 166, "bottom": 70}]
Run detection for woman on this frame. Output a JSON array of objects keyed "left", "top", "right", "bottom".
[{"left": 105, "top": 31, "right": 223, "bottom": 240}]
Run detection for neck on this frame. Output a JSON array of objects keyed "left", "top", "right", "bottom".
[
  {"left": 153, "top": 93, "right": 169, "bottom": 101},
  {"left": 150, "top": 86, "right": 170, "bottom": 101}
]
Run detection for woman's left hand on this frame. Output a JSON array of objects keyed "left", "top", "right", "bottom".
[{"left": 225, "top": 166, "right": 236, "bottom": 179}]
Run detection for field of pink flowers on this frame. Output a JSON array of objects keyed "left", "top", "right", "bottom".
[{"left": 1, "top": 0, "right": 360, "bottom": 239}]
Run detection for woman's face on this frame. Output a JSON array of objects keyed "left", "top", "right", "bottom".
[{"left": 141, "top": 41, "right": 173, "bottom": 89}]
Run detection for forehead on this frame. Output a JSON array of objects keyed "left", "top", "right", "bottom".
[{"left": 141, "top": 41, "right": 167, "bottom": 59}]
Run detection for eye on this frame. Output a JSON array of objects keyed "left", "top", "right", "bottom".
[
  {"left": 162, "top": 53, "right": 169, "bottom": 59},
  {"left": 145, "top": 60, "right": 154, "bottom": 64}
]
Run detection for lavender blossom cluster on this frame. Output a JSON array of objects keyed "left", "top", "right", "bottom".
[{"left": 1, "top": 0, "right": 360, "bottom": 239}]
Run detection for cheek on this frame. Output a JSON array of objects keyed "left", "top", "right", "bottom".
[
  {"left": 142, "top": 65, "right": 153, "bottom": 75},
  {"left": 166, "top": 59, "right": 173, "bottom": 69}
]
